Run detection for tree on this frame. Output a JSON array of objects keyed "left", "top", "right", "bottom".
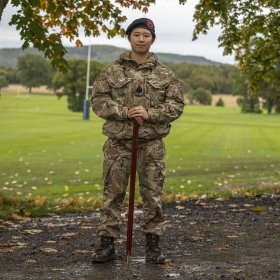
[
  {"left": 0, "top": 66, "right": 9, "bottom": 92},
  {"left": 215, "top": 97, "right": 224, "bottom": 107},
  {"left": 17, "top": 54, "right": 53, "bottom": 93},
  {"left": 192, "top": 0, "right": 280, "bottom": 94},
  {"left": 0, "top": 0, "right": 9, "bottom": 21},
  {"left": 8, "top": 0, "right": 160, "bottom": 72},
  {"left": 230, "top": 68, "right": 262, "bottom": 113},
  {"left": 192, "top": 87, "right": 212, "bottom": 105},
  {"left": 4, "top": 0, "right": 279, "bottom": 93},
  {"left": 52, "top": 59, "right": 106, "bottom": 112}
]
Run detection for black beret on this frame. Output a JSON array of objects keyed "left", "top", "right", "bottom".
[{"left": 125, "top": 18, "right": 155, "bottom": 35}]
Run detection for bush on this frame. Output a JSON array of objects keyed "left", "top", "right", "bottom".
[
  {"left": 236, "top": 97, "right": 244, "bottom": 107},
  {"left": 192, "top": 87, "right": 212, "bottom": 105},
  {"left": 215, "top": 97, "right": 225, "bottom": 107}
]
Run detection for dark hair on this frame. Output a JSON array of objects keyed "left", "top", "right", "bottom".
[{"left": 127, "top": 29, "right": 156, "bottom": 41}]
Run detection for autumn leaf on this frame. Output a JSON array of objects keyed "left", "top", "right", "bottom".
[
  {"left": 244, "top": 192, "right": 252, "bottom": 197},
  {"left": 23, "top": 229, "right": 43, "bottom": 234},
  {"left": 251, "top": 206, "right": 265, "bottom": 212},
  {"left": 61, "top": 232, "right": 79, "bottom": 239},
  {"left": 190, "top": 236, "right": 203, "bottom": 241},
  {"left": 0, "top": 248, "right": 13, "bottom": 253},
  {"left": 41, "top": 248, "right": 58, "bottom": 253},
  {"left": 25, "top": 259, "right": 37, "bottom": 263},
  {"left": 230, "top": 268, "right": 244, "bottom": 273},
  {"left": 75, "top": 39, "right": 82, "bottom": 48},
  {"left": 215, "top": 197, "right": 229, "bottom": 201},
  {"left": 35, "top": 196, "right": 46, "bottom": 206},
  {"left": 196, "top": 200, "right": 210, "bottom": 207},
  {"left": 11, "top": 213, "right": 23, "bottom": 220},
  {"left": 73, "top": 249, "right": 91, "bottom": 254}
]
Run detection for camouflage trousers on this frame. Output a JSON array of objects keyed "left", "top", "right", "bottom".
[{"left": 97, "top": 138, "right": 166, "bottom": 239}]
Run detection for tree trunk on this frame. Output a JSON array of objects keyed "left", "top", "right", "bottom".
[
  {"left": 249, "top": 95, "right": 255, "bottom": 112},
  {"left": 275, "top": 95, "right": 280, "bottom": 114},
  {"left": 266, "top": 96, "right": 273, "bottom": 114}
]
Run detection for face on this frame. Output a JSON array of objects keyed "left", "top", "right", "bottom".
[{"left": 129, "top": 28, "right": 154, "bottom": 55}]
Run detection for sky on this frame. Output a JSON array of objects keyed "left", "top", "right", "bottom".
[{"left": 0, "top": 0, "right": 235, "bottom": 65}]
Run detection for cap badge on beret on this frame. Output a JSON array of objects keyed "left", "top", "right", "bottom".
[{"left": 146, "top": 19, "right": 154, "bottom": 30}]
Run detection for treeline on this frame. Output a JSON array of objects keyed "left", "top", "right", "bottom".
[{"left": 0, "top": 54, "right": 279, "bottom": 114}]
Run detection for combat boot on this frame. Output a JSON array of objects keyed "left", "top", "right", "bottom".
[
  {"left": 145, "top": 233, "right": 165, "bottom": 264},
  {"left": 92, "top": 236, "right": 115, "bottom": 263}
]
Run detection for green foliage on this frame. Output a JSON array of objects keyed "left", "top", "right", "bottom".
[
  {"left": 241, "top": 95, "right": 262, "bottom": 114},
  {"left": 192, "top": 0, "right": 280, "bottom": 94},
  {"left": 5, "top": 0, "right": 279, "bottom": 94},
  {"left": 6, "top": 68, "right": 20, "bottom": 84},
  {"left": 8, "top": 0, "right": 161, "bottom": 72},
  {"left": 17, "top": 54, "right": 53, "bottom": 93},
  {"left": 168, "top": 62, "right": 235, "bottom": 98},
  {"left": 236, "top": 97, "right": 244, "bottom": 108},
  {"left": 52, "top": 59, "right": 106, "bottom": 112},
  {"left": 215, "top": 97, "right": 224, "bottom": 107},
  {"left": 192, "top": 87, "right": 212, "bottom": 105},
  {"left": 0, "top": 66, "right": 9, "bottom": 91}
]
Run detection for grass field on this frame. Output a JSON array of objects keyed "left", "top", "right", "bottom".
[{"left": 1, "top": 93, "right": 280, "bottom": 210}]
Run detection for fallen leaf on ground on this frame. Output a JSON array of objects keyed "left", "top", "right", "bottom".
[
  {"left": 215, "top": 197, "right": 229, "bottom": 201},
  {"left": 73, "top": 249, "right": 91, "bottom": 254},
  {"left": 0, "top": 248, "right": 13, "bottom": 253},
  {"left": 23, "top": 229, "right": 43, "bottom": 234},
  {"left": 61, "top": 232, "right": 79, "bottom": 239},
  {"left": 159, "top": 263, "right": 175, "bottom": 269},
  {"left": 196, "top": 200, "right": 210, "bottom": 207},
  {"left": 190, "top": 236, "right": 203, "bottom": 241},
  {"left": 47, "top": 222, "right": 58, "bottom": 227},
  {"left": 175, "top": 205, "right": 185, "bottom": 210},
  {"left": 25, "top": 259, "right": 37, "bottom": 263},
  {"left": 0, "top": 241, "right": 28, "bottom": 248},
  {"left": 230, "top": 268, "right": 244, "bottom": 273},
  {"left": 227, "top": 235, "right": 238, "bottom": 238},
  {"left": 229, "top": 204, "right": 239, "bottom": 208},
  {"left": 230, "top": 209, "right": 246, "bottom": 212},
  {"left": 35, "top": 196, "right": 46, "bottom": 206},
  {"left": 11, "top": 214, "right": 23, "bottom": 220},
  {"left": 41, "top": 248, "right": 58, "bottom": 253},
  {"left": 251, "top": 206, "right": 265, "bottom": 212}
]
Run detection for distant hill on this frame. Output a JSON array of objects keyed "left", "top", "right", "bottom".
[{"left": 0, "top": 45, "right": 222, "bottom": 69}]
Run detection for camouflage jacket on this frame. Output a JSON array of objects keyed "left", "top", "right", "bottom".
[{"left": 90, "top": 51, "right": 185, "bottom": 140}]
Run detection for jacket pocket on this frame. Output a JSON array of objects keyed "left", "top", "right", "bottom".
[
  {"left": 147, "top": 78, "right": 170, "bottom": 107},
  {"left": 107, "top": 77, "right": 131, "bottom": 101},
  {"left": 102, "top": 120, "right": 125, "bottom": 136}
]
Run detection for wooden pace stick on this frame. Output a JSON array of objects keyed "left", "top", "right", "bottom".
[{"left": 126, "top": 119, "right": 139, "bottom": 265}]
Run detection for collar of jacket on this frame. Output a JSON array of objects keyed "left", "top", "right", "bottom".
[{"left": 116, "top": 51, "right": 158, "bottom": 69}]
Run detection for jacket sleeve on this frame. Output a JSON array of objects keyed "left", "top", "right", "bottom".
[
  {"left": 147, "top": 76, "right": 185, "bottom": 124},
  {"left": 90, "top": 70, "right": 128, "bottom": 121}
]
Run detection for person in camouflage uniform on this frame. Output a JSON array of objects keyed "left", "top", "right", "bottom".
[{"left": 91, "top": 18, "right": 185, "bottom": 264}]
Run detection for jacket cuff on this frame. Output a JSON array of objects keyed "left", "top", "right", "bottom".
[
  {"left": 120, "top": 107, "right": 129, "bottom": 120},
  {"left": 147, "top": 108, "right": 156, "bottom": 122}
]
